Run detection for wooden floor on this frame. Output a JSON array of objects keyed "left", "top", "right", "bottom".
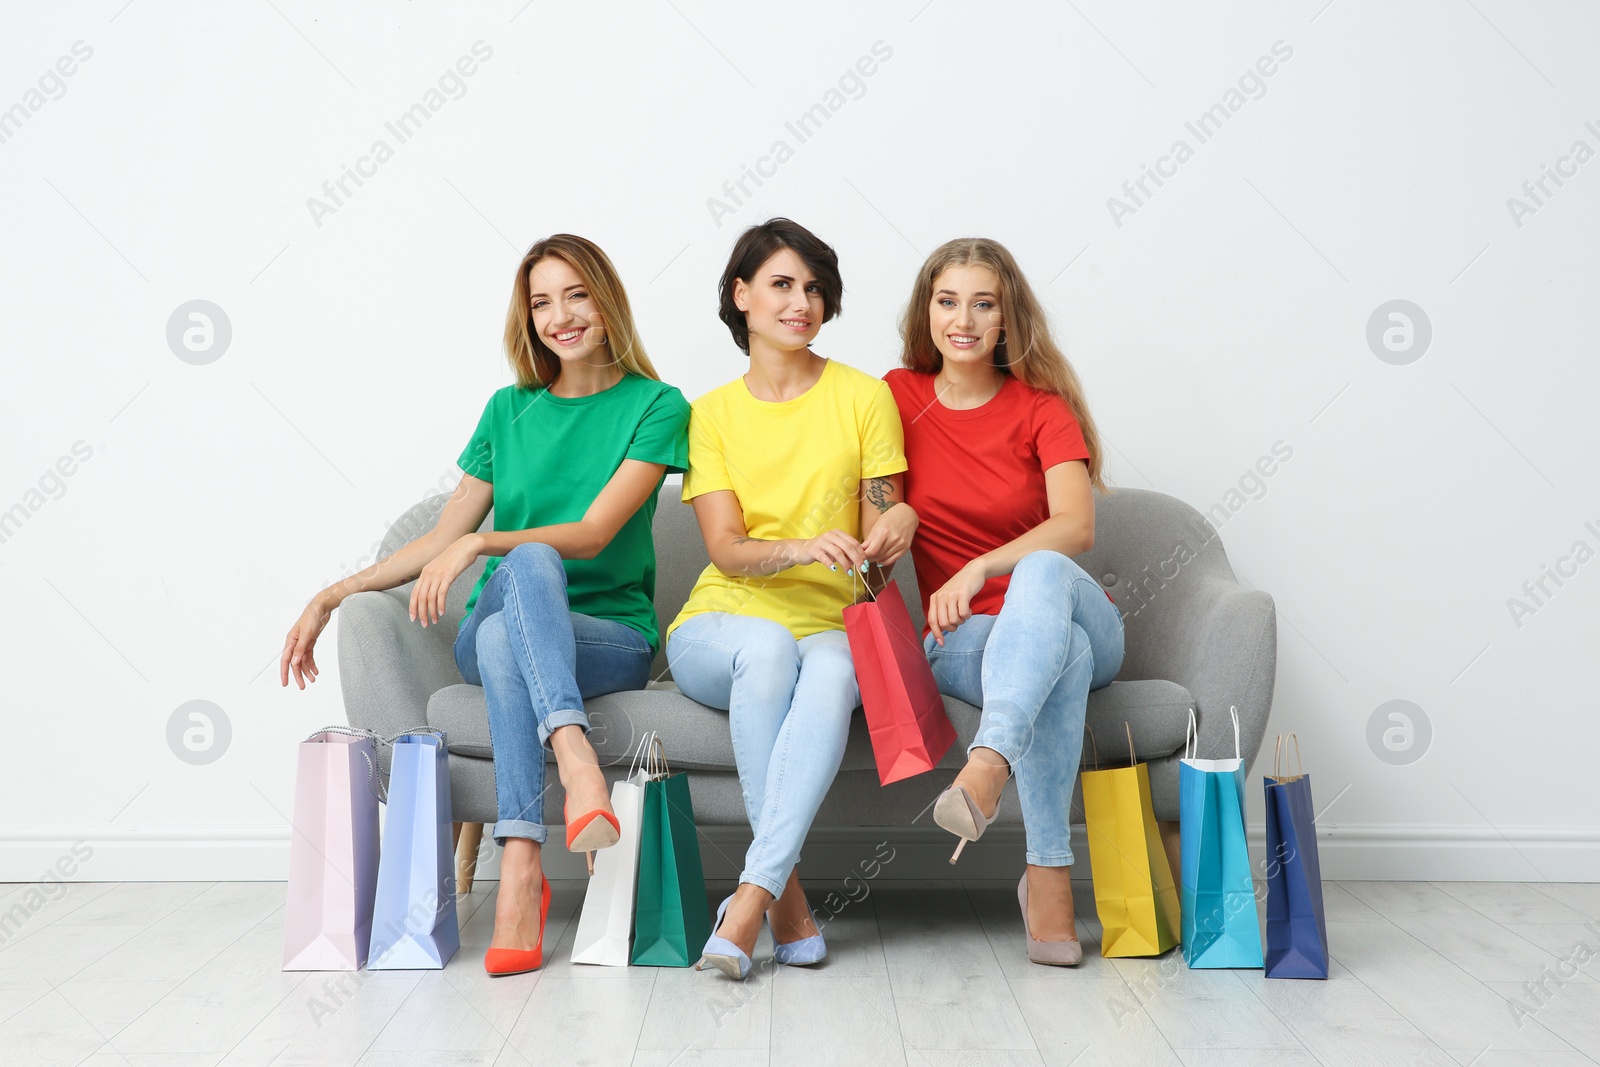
[{"left": 1, "top": 877, "right": 1598, "bottom": 1065}]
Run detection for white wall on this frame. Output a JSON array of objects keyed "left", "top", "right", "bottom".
[{"left": 2, "top": 1, "right": 1596, "bottom": 883}]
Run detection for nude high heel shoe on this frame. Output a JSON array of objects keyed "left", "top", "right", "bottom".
[
  {"left": 1017, "top": 870, "right": 1082, "bottom": 967},
  {"left": 932, "top": 783, "right": 1000, "bottom": 863}
]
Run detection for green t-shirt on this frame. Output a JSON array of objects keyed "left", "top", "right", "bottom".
[{"left": 457, "top": 373, "right": 691, "bottom": 654}]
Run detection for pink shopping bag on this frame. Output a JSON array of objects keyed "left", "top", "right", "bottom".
[{"left": 282, "top": 727, "right": 382, "bottom": 970}]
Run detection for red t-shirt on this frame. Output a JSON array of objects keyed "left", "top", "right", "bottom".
[{"left": 883, "top": 368, "right": 1111, "bottom": 629}]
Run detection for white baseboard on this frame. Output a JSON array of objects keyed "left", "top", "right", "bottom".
[{"left": 2, "top": 824, "right": 1598, "bottom": 883}]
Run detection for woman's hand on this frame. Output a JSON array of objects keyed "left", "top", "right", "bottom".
[
  {"left": 794, "top": 529, "right": 869, "bottom": 574},
  {"left": 860, "top": 502, "right": 918, "bottom": 568},
  {"left": 410, "top": 534, "right": 483, "bottom": 627},
  {"left": 927, "top": 562, "right": 988, "bottom": 646},
  {"left": 281, "top": 597, "right": 333, "bottom": 689}
]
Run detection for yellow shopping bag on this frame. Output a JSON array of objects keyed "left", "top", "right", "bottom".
[{"left": 1081, "top": 724, "right": 1182, "bottom": 957}]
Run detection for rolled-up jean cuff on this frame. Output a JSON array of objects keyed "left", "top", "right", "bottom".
[
  {"left": 740, "top": 870, "right": 787, "bottom": 898},
  {"left": 537, "top": 709, "right": 591, "bottom": 748},
  {"left": 967, "top": 735, "right": 1023, "bottom": 768},
  {"left": 492, "top": 819, "right": 548, "bottom": 846},
  {"left": 1026, "top": 850, "right": 1074, "bottom": 867}
]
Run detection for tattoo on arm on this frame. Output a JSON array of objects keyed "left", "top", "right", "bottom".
[{"left": 864, "top": 477, "right": 895, "bottom": 514}]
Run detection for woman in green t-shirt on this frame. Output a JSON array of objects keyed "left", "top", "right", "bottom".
[{"left": 281, "top": 234, "right": 689, "bottom": 977}]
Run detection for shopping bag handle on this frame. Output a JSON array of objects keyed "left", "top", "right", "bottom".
[
  {"left": 1184, "top": 705, "right": 1242, "bottom": 761},
  {"left": 1273, "top": 732, "right": 1303, "bottom": 779},
  {"left": 850, "top": 563, "right": 882, "bottom": 604},
  {"left": 302, "top": 725, "right": 446, "bottom": 804},
  {"left": 627, "top": 730, "right": 658, "bottom": 779},
  {"left": 646, "top": 734, "right": 672, "bottom": 781},
  {"left": 1085, "top": 724, "right": 1138, "bottom": 768},
  {"left": 302, "top": 726, "right": 390, "bottom": 803}
]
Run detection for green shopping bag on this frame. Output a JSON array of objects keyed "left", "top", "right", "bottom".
[{"left": 630, "top": 738, "right": 711, "bottom": 967}]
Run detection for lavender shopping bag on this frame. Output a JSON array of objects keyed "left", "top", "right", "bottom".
[
  {"left": 368, "top": 730, "right": 460, "bottom": 969},
  {"left": 283, "top": 728, "right": 381, "bottom": 970}
]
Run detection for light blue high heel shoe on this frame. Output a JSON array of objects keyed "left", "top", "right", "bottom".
[
  {"left": 767, "top": 906, "right": 826, "bottom": 966},
  {"left": 697, "top": 894, "right": 752, "bottom": 980}
]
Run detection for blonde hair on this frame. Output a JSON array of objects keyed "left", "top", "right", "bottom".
[
  {"left": 900, "top": 237, "right": 1111, "bottom": 493},
  {"left": 502, "top": 234, "right": 660, "bottom": 388}
]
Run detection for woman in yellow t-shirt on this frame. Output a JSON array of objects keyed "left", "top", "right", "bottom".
[{"left": 665, "top": 218, "right": 915, "bottom": 980}]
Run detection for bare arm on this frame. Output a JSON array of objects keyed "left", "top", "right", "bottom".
[
  {"left": 282, "top": 472, "right": 494, "bottom": 688},
  {"left": 410, "top": 458, "right": 668, "bottom": 626},
  {"left": 925, "top": 460, "right": 1094, "bottom": 644},
  {"left": 857, "top": 473, "right": 916, "bottom": 593},
  {"left": 963, "top": 460, "right": 1094, "bottom": 580},
  {"left": 315, "top": 472, "right": 495, "bottom": 612},
  {"left": 691, "top": 489, "right": 868, "bottom": 578},
  {"left": 472, "top": 458, "right": 667, "bottom": 562}
]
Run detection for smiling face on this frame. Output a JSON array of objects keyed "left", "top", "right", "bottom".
[
  {"left": 929, "top": 263, "right": 1004, "bottom": 369},
  {"left": 528, "top": 254, "right": 608, "bottom": 365},
  {"left": 732, "top": 247, "right": 825, "bottom": 355}
]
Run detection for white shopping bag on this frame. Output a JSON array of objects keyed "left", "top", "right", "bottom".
[{"left": 570, "top": 732, "right": 654, "bottom": 966}]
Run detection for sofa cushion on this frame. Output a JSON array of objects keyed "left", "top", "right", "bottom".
[{"left": 426, "top": 677, "right": 1194, "bottom": 773}]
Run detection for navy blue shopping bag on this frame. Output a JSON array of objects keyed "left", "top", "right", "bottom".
[{"left": 1262, "top": 734, "right": 1329, "bottom": 979}]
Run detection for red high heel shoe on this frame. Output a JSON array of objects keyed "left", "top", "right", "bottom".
[
  {"left": 483, "top": 873, "right": 552, "bottom": 976},
  {"left": 565, "top": 799, "right": 621, "bottom": 875}
]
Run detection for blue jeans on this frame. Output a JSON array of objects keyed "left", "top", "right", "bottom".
[
  {"left": 666, "top": 614, "right": 859, "bottom": 898},
  {"left": 923, "top": 550, "right": 1125, "bottom": 867},
  {"left": 452, "top": 543, "right": 653, "bottom": 847}
]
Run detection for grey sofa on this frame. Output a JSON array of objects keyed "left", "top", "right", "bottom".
[{"left": 338, "top": 484, "right": 1276, "bottom": 834}]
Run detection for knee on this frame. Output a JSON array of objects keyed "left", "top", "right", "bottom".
[
  {"left": 505, "top": 541, "right": 562, "bottom": 571},
  {"left": 1013, "top": 549, "right": 1082, "bottom": 590},
  {"left": 804, "top": 645, "right": 860, "bottom": 709},
  {"left": 503, "top": 542, "right": 564, "bottom": 586},
  {"left": 474, "top": 612, "right": 511, "bottom": 665},
  {"left": 803, "top": 637, "right": 856, "bottom": 683},
  {"left": 731, "top": 621, "right": 801, "bottom": 685}
]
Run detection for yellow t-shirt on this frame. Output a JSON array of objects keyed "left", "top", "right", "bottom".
[{"left": 667, "top": 358, "right": 908, "bottom": 641}]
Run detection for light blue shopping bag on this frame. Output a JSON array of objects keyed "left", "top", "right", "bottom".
[
  {"left": 368, "top": 730, "right": 460, "bottom": 969},
  {"left": 1180, "top": 706, "right": 1264, "bottom": 969}
]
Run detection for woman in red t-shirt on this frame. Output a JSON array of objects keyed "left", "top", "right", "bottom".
[{"left": 884, "top": 237, "right": 1124, "bottom": 967}]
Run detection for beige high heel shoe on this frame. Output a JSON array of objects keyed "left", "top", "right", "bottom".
[
  {"left": 1017, "top": 870, "right": 1083, "bottom": 967},
  {"left": 932, "top": 783, "right": 1000, "bottom": 863}
]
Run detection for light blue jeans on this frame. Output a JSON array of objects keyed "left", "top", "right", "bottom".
[
  {"left": 452, "top": 543, "right": 653, "bottom": 848},
  {"left": 923, "top": 549, "right": 1125, "bottom": 867},
  {"left": 666, "top": 613, "right": 859, "bottom": 898}
]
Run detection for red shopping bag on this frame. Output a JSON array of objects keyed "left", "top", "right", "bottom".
[{"left": 843, "top": 578, "right": 957, "bottom": 785}]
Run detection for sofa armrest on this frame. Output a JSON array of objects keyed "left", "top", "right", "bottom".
[
  {"left": 1128, "top": 574, "right": 1277, "bottom": 821},
  {"left": 336, "top": 588, "right": 465, "bottom": 770}
]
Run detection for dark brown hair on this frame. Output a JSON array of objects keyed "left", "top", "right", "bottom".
[{"left": 717, "top": 218, "right": 843, "bottom": 352}]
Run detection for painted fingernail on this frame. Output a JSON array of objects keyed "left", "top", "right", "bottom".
[{"left": 846, "top": 569, "right": 853, "bottom": 576}]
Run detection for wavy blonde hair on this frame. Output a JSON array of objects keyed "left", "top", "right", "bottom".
[
  {"left": 502, "top": 234, "right": 660, "bottom": 388},
  {"left": 900, "top": 237, "right": 1110, "bottom": 493}
]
